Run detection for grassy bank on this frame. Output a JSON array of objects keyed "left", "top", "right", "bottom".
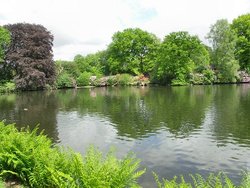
[{"left": 0, "top": 121, "right": 249, "bottom": 187}]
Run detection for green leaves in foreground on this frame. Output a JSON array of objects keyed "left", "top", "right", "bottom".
[
  {"left": 153, "top": 171, "right": 250, "bottom": 188},
  {"left": 0, "top": 121, "right": 145, "bottom": 187}
]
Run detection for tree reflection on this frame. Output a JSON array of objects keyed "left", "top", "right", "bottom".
[
  {"left": 55, "top": 86, "right": 213, "bottom": 139},
  {"left": 0, "top": 91, "right": 59, "bottom": 141},
  {"left": 211, "top": 84, "right": 250, "bottom": 145}
]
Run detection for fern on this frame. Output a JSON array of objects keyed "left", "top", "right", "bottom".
[
  {"left": 0, "top": 121, "right": 145, "bottom": 187},
  {"left": 154, "top": 172, "right": 246, "bottom": 188},
  {"left": 240, "top": 171, "right": 250, "bottom": 188}
]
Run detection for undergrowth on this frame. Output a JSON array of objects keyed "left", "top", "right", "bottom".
[
  {"left": 0, "top": 121, "right": 145, "bottom": 187},
  {"left": 0, "top": 121, "right": 249, "bottom": 188},
  {"left": 0, "top": 179, "right": 4, "bottom": 188}
]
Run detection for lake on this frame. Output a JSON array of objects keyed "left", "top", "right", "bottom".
[{"left": 0, "top": 85, "right": 250, "bottom": 187}]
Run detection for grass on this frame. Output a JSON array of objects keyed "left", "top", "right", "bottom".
[{"left": 0, "top": 121, "right": 145, "bottom": 187}]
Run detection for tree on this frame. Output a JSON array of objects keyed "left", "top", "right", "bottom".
[
  {"left": 4, "top": 23, "right": 56, "bottom": 90},
  {"left": 207, "top": 19, "right": 240, "bottom": 83},
  {"left": 0, "top": 26, "right": 11, "bottom": 81},
  {"left": 0, "top": 26, "right": 10, "bottom": 63},
  {"left": 155, "top": 31, "right": 210, "bottom": 85},
  {"left": 231, "top": 13, "right": 250, "bottom": 73},
  {"left": 74, "top": 51, "right": 105, "bottom": 76},
  {"left": 106, "top": 28, "right": 160, "bottom": 75}
]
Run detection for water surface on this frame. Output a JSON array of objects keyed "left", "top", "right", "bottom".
[{"left": 0, "top": 85, "right": 249, "bottom": 187}]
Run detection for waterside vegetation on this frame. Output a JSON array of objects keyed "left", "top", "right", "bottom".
[
  {"left": 0, "top": 121, "right": 145, "bottom": 187},
  {"left": 0, "top": 121, "right": 249, "bottom": 188},
  {"left": 0, "top": 13, "right": 250, "bottom": 92}
]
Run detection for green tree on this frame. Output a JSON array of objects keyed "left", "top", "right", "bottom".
[
  {"left": 0, "top": 26, "right": 10, "bottom": 63},
  {"left": 232, "top": 13, "right": 250, "bottom": 73},
  {"left": 106, "top": 28, "right": 160, "bottom": 75},
  {"left": 155, "top": 31, "right": 210, "bottom": 85},
  {"left": 207, "top": 19, "right": 240, "bottom": 83},
  {"left": 74, "top": 51, "right": 105, "bottom": 76},
  {"left": 0, "top": 26, "right": 11, "bottom": 81}
]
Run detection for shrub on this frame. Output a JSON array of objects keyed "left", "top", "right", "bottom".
[
  {"left": 107, "top": 76, "right": 118, "bottom": 86},
  {"left": 0, "top": 82, "right": 15, "bottom": 93},
  {"left": 77, "top": 72, "right": 91, "bottom": 86},
  {"left": 56, "top": 72, "right": 75, "bottom": 88},
  {"left": 117, "top": 74, "right": 133, "bottom": 85},
  {"left": 0, "top": 121, "right": 145, "bottom": 187}
]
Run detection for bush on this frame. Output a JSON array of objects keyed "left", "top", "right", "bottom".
[
  {"left": 0, "top": 82, "right": 15, "bottom": 93},
  {"left": 0, "top": 121, "right": 145, "bottom": 187},
  {"left": 77, "top": 72, "right": 91, "bottom": 86},
  {"left": 56, "top": 72, "right": 75, "bottom": 88},
  {"left": 117, "top": 74, "right": 133, "bottom": 85}
]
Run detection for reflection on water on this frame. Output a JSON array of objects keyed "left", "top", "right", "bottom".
[{"left": 0, "top": 85, "right": 250, "bottom": 187}]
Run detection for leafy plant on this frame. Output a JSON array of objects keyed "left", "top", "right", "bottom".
[
  {"left": 77, "top": 71, "right": 91, "bottom": 86},
  {"left": 56, "top": 72, "right": 75, "bottom": 88},
  {"left": 117, "top": 74, "right": 133, "bottom": 85},
  {"left": 153, "top": 171, "right": 250, "bottom": 188},
  {"left": 0, "top": 178, "right": 4, "bottom": 188},
  {"left": 0, "top": 121, "right": 145, "bottom": 187},
  {"left": 0, "top": 82, "right": 15, "bottom": 93}
]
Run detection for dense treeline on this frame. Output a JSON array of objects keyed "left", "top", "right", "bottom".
[{"left": 0, "top": 13, "right": 249, "bottom": 90}]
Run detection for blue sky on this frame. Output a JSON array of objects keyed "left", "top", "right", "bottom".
[{"left": 1, "top": 0, "right": 249, "bottom": 60}]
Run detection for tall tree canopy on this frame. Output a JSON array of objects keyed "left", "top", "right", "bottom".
[
  {"left": 207, "top": 19, "right": 240, "bottom": 83},
  {"left": 155, "top": 31, "right": 210, "bottom": 85},
  {"left": 74, "top": 51, "right": 105, "bottom": 76},
  {"left": 0, "top": 26, "right": 10, "bottom": 63},
  {"left": 106, "top": 28, "right": 160, "bottom": 75},
  {"left": 232, "top": 13, "right": 250, "bottom": 73},
  {"left": 0, "top": 26, "right": 11, "bottom": 81},
  {"left": 4, "top": 23, "right": 56, "bottom": 90}
]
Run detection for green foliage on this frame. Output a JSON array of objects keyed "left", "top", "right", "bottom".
[
  {"left": 0, "top": 82, "right": 15, "bottom": 93},
  {"left": 55, "top": 60, "right": 80, "bottom": 78},
  {"left": 241, "top": 172, "right": 250, "bottom": 188},
  {"left": 106, "top": 28, "right": 160, "bottom": 75},
  {"left": 0, "top": 26, "right": 10, "bottom": 63},
  {"left": 155, "top": 31, "right": 211, "bottom": 85},
  {"left": 107, "top": 76, "right": 118, "bottom": 86},
  {"left": 207, "top": 19, "right": 240, "bottom": 83},
  {"left": 0, "top": 178, "right": 4, "bottom": 188},
  {"left": 154, "top": 172, "right": 249, "bottom": 188},
  {"left": 0, "top": 121, "right": 145, "bottom": 187},
  {"left": 77, "top": 72, "right": 91, "bottom": 86},
  {"left": 232, "top": 13, "right": 250, "bottom": 73},
  {"left": 117, "top": 74, "right": 134, "bottom": 85},
  {"left": 74, "top": 52, "right": 105, "bottom": 76},
  {"left": 56, "top": 72, "right": 75, "bottom": 88}
]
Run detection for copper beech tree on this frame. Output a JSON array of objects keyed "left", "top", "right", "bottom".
[{"left": 4, "top": 23, "right": 55, "bottom": 90}]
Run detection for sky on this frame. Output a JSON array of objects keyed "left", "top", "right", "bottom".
[{"left": 1, "top": 0, "right": 249, "bottom": 60}]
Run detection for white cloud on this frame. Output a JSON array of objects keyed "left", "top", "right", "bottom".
[{"left": 1, "top": 0, "right": 249, "bottom": 60}]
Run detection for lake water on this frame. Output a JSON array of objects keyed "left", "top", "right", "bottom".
[{"left": 0, "top": 85, "right": 250, "bottom": 187}]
